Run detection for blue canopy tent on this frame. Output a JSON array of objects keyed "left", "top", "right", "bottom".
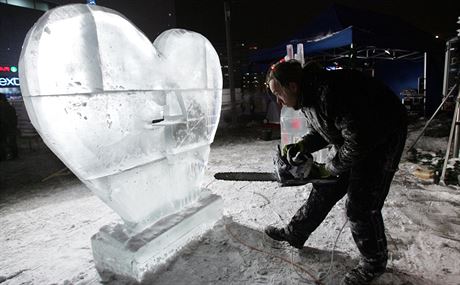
[
  {"left": 250, "top": 27, "right": 354, "bottom": 63},
  {"left": 249, "top": 4, "right": 444, "bottom": 115}
]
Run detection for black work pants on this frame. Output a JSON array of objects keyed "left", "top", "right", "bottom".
[{"left": 286, "top": 125, "right": 407, "bottom": 269}]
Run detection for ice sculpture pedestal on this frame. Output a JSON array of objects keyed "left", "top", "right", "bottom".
[{"left": 91, "top": 190, "right": 222, "bottom": 283}]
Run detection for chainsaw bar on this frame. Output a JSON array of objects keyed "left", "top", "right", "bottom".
[
  {"left": 214, "top": 172, "right": 338, "bottom": 187},
  {"left": 214, "top": 172, "right": 277, "bottom": 182}
]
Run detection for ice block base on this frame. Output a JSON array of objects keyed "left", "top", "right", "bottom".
[{"left": 91, "top": 190, "right": 223, "bottom": 283}]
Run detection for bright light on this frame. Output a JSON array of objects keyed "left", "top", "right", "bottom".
[
  {"left": 325, "top": 65, "right": 342, "bottom": 71},
  {"left": 435, "top": 35, "right": 439, "bottom": 39},
  {"left": 0, "top": 66, "right": 17, "bottom": 73}
]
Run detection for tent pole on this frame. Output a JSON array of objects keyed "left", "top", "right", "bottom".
[
  {"left": 349, "top": 43, "right": 356, "bottom": 68},
  {"left": 440, "top": 87, "right": 460, "bottom": 185},
  {"left": 406, "top": 83, "right": 458, "bottom": 153},
  {"left": 453, "top": 104, "right": 460, "bottom": 157},
  {"left": 224, "top": 0, "right": 237, "bottom": 126},
  {"left": 423, "top": 52, "right": 427, "bottom": 117}
]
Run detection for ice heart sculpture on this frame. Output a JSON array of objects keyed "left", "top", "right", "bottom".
[{"left": 19, "top": 4, "right": 222, "bottom": 230}]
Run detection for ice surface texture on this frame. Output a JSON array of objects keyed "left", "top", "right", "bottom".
[{"left": 19, "top": 4, "right": 222, "bottom": 230}]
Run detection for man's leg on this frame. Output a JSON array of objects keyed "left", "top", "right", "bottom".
[
  {"left": 343, "top": 169, "right": 394, "bottom": 284},
  {"left": 265, "top": 174, "right": 348, "bottom": 248},
  {"left": 344, "top": 127, "right": 406, "bottom": 284}
]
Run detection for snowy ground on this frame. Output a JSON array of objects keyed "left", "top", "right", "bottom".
[{"left": 1, "top": 122, "right": 460, "bottom": 285}]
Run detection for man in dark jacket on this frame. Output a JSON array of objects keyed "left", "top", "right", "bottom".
[
  {"left": 264, "top": 60, "right": 407, "bottom": 284},
  {"left": 0, "top": 93, "right": 18, "bottom": 160}
]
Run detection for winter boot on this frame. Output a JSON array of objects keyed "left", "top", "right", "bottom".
[
  {"left": 264, "top": 226, "right": 305, "bottom": 249},
  {"left": 342, "top": 262, "right": 385, "bottom": 285}
]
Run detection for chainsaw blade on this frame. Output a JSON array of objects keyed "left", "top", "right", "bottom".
[
  {"left": 213, "top": 172, "right": 338, "bottom": 187},
  {"left": 214, "top": 172, "right": 277, "bottom": 182}
]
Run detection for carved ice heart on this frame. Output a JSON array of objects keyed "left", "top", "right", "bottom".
[{"left": 19, "top": 4, "right": 222, "bottom": 229}]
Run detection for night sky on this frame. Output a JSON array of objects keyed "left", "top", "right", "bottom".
[
  {"left": 44, "top": 0, "right": 460, "bottom": 49},
  {"left": 175, "top": 0, "right": 460, "bottom": 48}
]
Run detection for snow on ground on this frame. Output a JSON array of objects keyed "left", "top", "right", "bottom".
[{"left": 1, "top": 123, "right": 460, "bottom": 285}]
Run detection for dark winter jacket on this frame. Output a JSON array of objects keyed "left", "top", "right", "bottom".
[
  {"left": 0, "top": 100, "right": 17, "bottom": 137},
  {"left": 298, "top": 67, "right": 407, "bottom": 175}
]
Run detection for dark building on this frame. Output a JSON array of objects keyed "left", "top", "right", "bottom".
[
  {"left": 0, "top": 0, "right": 177, "bottom": 96},
  {"left": 0, "top": 2, "right": 51, "bottom": 96}
]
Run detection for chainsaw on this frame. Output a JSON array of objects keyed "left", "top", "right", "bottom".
[{"left": 214, "top": 145, "right": 337, "bottom": 187}]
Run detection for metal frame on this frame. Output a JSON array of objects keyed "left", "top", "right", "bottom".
[{"left": 307, "top": 45, "right": 424, "bottom": 63}]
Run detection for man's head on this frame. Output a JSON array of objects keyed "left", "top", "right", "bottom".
[{"left": 266, "top": 60, "right": 302, "bottom": 109}]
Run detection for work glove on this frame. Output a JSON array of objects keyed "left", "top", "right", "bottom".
[
  {"left": 274, "top": 145, "right": 313, "bottom": 182},
  {"left": 283, "top": 141, "right": 310, "bottom": 170},
  {"left": 282, "top": 141, "right": 305, "bottom": 158},
  {"left": 309, "top": 162, "right": 332, "bottom": 179}
]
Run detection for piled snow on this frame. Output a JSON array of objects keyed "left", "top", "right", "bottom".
[{"left": 1, "top": 124, "right": 460, "bottom": 284}]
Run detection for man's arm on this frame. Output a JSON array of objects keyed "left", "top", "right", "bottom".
[
  {"left": 301, "top": 130, "right": 329, "bottom": 154},
  {"left": 326, "top": 114, "right": 374, "bottom": 175}
]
